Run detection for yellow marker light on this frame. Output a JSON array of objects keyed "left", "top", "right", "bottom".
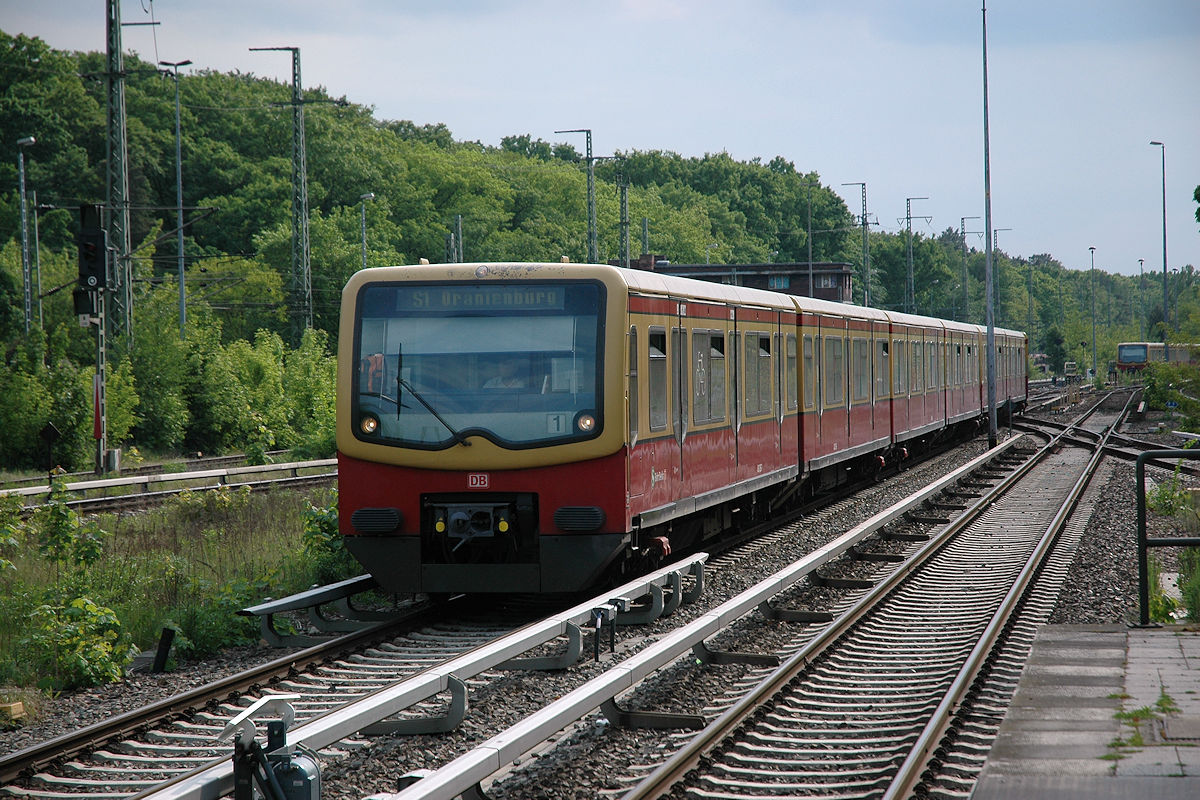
[
  {"left": 435, "top": 519, "right": 446, "bottom": 533},
  {"left": 576, "top": 414, "right": 596, "bottom": 432},
  {"left": 498, "top": 519, "right": 509, "bottom": 533},
  {"left": 360, "top": 415, "right": 379, "bottom": 435}
]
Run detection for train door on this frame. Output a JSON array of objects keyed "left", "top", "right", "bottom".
[
  {"left": 628, "top": 324, "right": 642, "bottom": 505},
  {"left": 682, "top": 311, "right": 734, "bottom": 497},
  {"left": 672, "top": 307, "right": 686, "bottom": 488},
  {"left": 819, "top": 314, "right": 849, "bottom": 457},
  {"left": 892, "top": 326, "right": 909, "bottom": 435}
]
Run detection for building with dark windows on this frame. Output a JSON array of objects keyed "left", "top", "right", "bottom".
[{"left": 615, "top": 253, "right": 855, "bottom": 304}]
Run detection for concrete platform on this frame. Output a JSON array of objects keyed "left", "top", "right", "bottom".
[{"left": 972, "top": 623, "right": 1200, "bottom": 799}]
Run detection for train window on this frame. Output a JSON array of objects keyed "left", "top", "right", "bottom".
[
  {"left": 649, "top": 328, "right": 667, "bottom": 431},
  {"left": 910, "top": 339, "right": 923, "bottom": 392},
  {"left": 927, "top": 341, "right": 938, "bottom": 390},
  {"left": 893, "top": 339, "right": 907, "bottom": 394},
  {"left": 802, "top": 335, "right": 814, "bottom": 409},
  {"left": 853, "top": 338, "right": 869, "bottom": 402},
  {"left": 824, "top": 336, "right": 844, "bottom": 405},
  {"left": 875, "top": 340, "right": 889, "bottom": 397},
  {"left": 744, "top": 333, "right": 769, "bottom": 416},
  {"left": 692, "top": 331, "right": 726, "bottom": 424},
  {"left": 629, "top": 327, "right": 638, "bottom": 441},
  {"left": 751, "top": 334, "right": 772, "bottom": 416},
  {"left": 786, "top": 334, "right": 798, "bottom": 411}
]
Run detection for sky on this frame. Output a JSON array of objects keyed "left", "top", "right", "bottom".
[{"left": 5, "top": 0, "right": 1199, "bottom": 278}]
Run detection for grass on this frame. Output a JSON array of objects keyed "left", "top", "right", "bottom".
[{"left": 0, "top": 483, "right": 353, "bottom": 691}]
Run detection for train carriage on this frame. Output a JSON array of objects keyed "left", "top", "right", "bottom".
[{"left": 338, "top": 262, "right": 1027, "bottom": 595}]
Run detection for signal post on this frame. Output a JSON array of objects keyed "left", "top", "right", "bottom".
[{"left": 75, "top": 204, "right": 108, "bottom": 474}]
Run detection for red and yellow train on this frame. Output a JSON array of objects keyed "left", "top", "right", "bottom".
[{"left": 336, "top": 262, "right": 1027, "bottom": 594}]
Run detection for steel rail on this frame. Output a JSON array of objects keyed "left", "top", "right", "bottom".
[
  {"left": 117, "top": 555, "right": 706, "bottom": 800},
  {"left": 380, "top": 436, "right": 1029, "bottom": 800},
  {"left": 0, "top": 610, "right": 437, "bottom": 785},
  {"left": 622, "top": 411, "right": 1108, "bottom": 800},
  {"left": 882, "top": 392, "right": 1130, "bottom": 798}
]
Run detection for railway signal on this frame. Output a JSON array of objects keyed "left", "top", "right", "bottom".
[{"left": 77, "top": 205, "right": 107, "bottom": 288}]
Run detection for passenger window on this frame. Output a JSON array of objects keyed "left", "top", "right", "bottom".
[
  {"left": 824, "top": 335, "right": 844, "bottom": 405},
  {"left": 893, "top": 339, "right": 907, "bottom": 394},
  {"left": 911, "top": 339, "right": 923, "bottom": 392},
  {"left": 692, "top": 331, "right": 726, "bottom": 424},
  {"left": 853, "top": 338, "right": 869, "bottom": 402},
  {"left": 756, "top": 334, "right": 773, "bottom": 415},
  {"left": 875, "top": 339, "right": 889, "bottom": 397},
  {"left": 802, "top": 334, "right": 814, "bottom": 409},
  {"left": 648, "top": 329, "right": 667, "bottom": 431}
]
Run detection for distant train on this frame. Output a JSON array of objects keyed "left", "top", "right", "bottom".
[
  {"left": 1116, "top": 342, "right": 1199, "bottom": 373},
  {"left": 336, "top": 262, "right": 1028, "bottom": 595}
]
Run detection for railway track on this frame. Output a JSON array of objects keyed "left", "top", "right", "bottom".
[
  {"left": 4, "top": 396, "right": 1162, "bottom": 800},
  {"left": 619, "top": 398, "right": 1125, "bottom": 800},
  {"left": 0, "top": 432, "right": 1008, "bottom": 800},
  {"left": 2, "top": 458, "right": 336, "bottom": 515}
]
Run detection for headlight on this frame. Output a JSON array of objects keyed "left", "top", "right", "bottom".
[
  {"left": 576, "top": 413, "right": 596, "bottom": 432},
  {"left": 360, "top": 415, "right": 379, "bottom": 435}
]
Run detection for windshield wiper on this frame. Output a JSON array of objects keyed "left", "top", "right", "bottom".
[{"left": 395, "top": 342, "right": 471, "bottom": 447}]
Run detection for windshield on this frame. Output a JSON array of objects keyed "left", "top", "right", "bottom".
[
  {"left": 353, "top": 281, "right": 604, "bottom": 449},
  {"left": 1118, "top": 344, "right": 1148, "bottom": 363}
]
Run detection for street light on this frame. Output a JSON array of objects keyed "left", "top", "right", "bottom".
[
  {"left": 159, "top": 59, "right": 192, "bottom": 337},
  {"left": 16, "top": 135, "right": 35, "bottom": 333},
  {"left": 360, "top": 192, "right": 375, "bottom": 271},
  {"left": 706, "top": 242, "right": 717, "bottom": 265},
  {"left": 1089, "top": 246, "right": 1097, "bottom": 380},
  {"left": 1151, "top": 140, "right": 1168, "bottom": 361}
]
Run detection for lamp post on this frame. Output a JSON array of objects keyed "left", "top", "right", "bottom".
[
  {"left": 706, "top": 242, "right": 717, "bottom": 265},
  {"left": 160, "top": 59, "right": 191, "bottom": 337},
  {"left": 1089, "top": 246, "right": 1097, "bottom": 380},
  {"left": 1151, "top": 141, "right": 1168, "bottom": 361},
  {"left": 17, "top": 136, "right": 35, "bottom": 333},
  {"left": 359, "top": 192, "right": 374, "bottom": 270}
]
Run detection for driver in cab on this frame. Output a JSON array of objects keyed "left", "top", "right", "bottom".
[{"left": 484, "top": 357, "right": 525, "bottom": 389}]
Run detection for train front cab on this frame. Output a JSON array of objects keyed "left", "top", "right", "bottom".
[{"left": 336, "top": 263, "right": 634, "bottom": 595}]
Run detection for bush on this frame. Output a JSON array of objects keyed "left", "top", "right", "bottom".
[
  {"left": 302, "top": 490, "right": 356, "bottom": 585},
  {"left": 23, "top": 597, "right": 139, "bottom": 691}
]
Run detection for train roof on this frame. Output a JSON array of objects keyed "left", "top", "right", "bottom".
[{"left": 347, "top": 262, "right": 1027, "bottom": 339}]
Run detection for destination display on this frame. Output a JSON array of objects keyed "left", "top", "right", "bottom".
[{"left": 392, "top": 285, "right": 566, "bottom": 312}]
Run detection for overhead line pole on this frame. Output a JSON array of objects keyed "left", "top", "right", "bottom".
[
  {"left": 903, "top": 197, "right": 929, "bottom": 314},
  {"left": 555, "top": 129, "right": 597, "bottom": 263},
  {"left": 106, "top": 0, "right": 133, "bottom": 347},
  {"left": 842, "top": 182, "right": 869, "bottom": 306},
  {"left": 251, "top": 46, "right": 312, "bottom": 333},
  {"left": 160, "top": 59, "right": 191, "bottom": 338},
  {"left": 960, "top": 216, "right": 981, "bottom": 323}
]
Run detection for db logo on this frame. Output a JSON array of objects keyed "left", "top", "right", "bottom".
[{"left": 468, "top": 473, "right": 489, "bottom": 489}]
